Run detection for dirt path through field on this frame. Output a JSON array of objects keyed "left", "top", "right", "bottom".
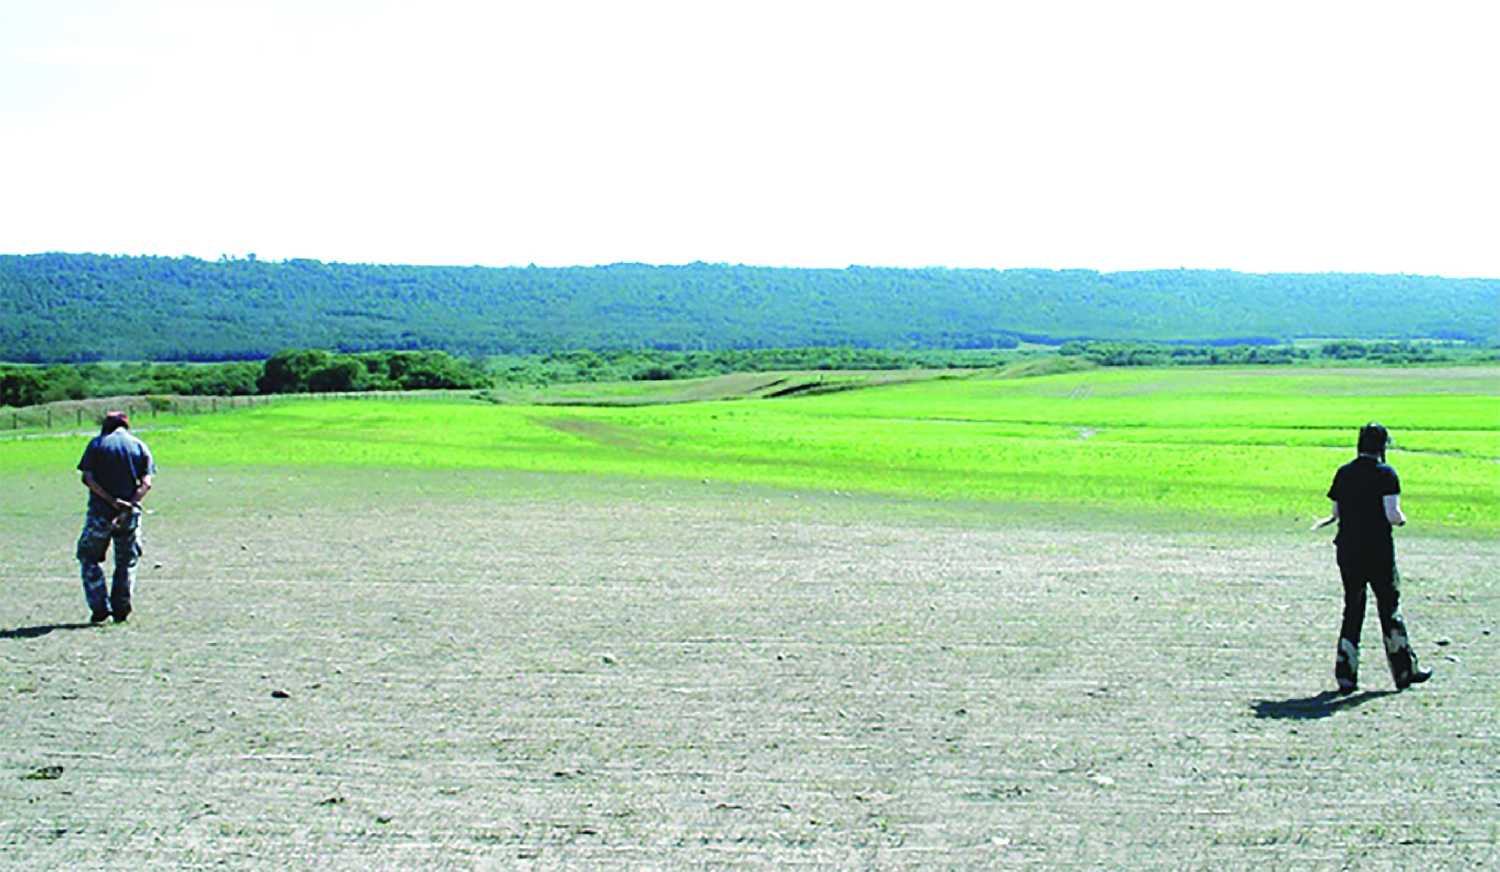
[{"left": 3, "top": 469, "right": 1497, "bottom": 869}]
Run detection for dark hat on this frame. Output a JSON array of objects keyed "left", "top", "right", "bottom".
[
  {"left": 1357, "top": 422, "right": 1389, "bottom": 456},
  {"left": 102, "top": 411, "right": 130, "bottom": 433}
]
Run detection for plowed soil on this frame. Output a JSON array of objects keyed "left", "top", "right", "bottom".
[{"left": 4, "top": 468, "right": 1497, "bottom": 870}]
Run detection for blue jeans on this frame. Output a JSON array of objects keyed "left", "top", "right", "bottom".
[{"left": 77, "top": 508, "right": 142, "bottom": 618}]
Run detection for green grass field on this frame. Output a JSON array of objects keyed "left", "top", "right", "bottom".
[{"left": 6, "top": 364, "right": 1496, "bottom": 535}]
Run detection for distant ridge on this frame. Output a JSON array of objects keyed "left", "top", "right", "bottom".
[{"left": 1, "top": 253, "right": 1495, "bottom": 362}]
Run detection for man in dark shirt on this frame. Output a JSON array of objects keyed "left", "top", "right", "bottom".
[
  {"left": 1314, "top": 422, "right": 1431, "bottom": 692},
  {"left": 76, "top": 411, "right": 155, "bottom": 624}
]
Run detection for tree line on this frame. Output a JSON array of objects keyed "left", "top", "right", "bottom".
[
  {"left": 5, "top": 342, "right": 1492, "bottom": 408},
  {"left": 0, "top": 350, "right": 486, "bottom": 407},
  {"left": 1056, "top": 339, "right": 1470, "bottom": 367},
  {"left": 2, "top": 253, "right": 1496, "bottom": 363},
  {"left": 493, "top": 347, "right": 1022, "bottom": 385}
]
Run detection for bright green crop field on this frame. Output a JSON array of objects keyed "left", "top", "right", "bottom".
[{"left": 6, "top": 365, "right": 1496, "bottom": 535}]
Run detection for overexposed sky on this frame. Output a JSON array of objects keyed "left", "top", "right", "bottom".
[{"left": 2, "top": 0, "right": 1497, "bottom": 276}]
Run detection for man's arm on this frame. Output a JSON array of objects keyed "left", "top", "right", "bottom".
[
  {"left": 131, "top": 474, "right": 152, "bottom": 506},
  {"left": 81, "top": 471, "right": 138, "bottom": 513},
  {"left": 1311, "top": 501, "right": 1339, "bottom": 531},
  {"left": 1383, "top": 493, "right": 1406, "bottom": 526}
]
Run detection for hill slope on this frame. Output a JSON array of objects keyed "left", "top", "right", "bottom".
[{"left": 1, "top": 253, "right": 1495, "bottom": 361}]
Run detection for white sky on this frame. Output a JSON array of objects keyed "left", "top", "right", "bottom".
[{"left": 2, "top": 0, "right": 1497, "bottom": 277}]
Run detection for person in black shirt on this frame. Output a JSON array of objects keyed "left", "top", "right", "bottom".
[{"left": 1313, "top": 423, "right": 1431, "bottom": 693}]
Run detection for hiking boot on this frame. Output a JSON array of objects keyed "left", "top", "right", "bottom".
[
  {"left": 1397, "top": 668, "right": 1433, "bottom": 690},
  {"left": 112, "top": 609, "right": 130, "bottom": 624},
  {"left": 90, "top": 610, "right": 111, "bottom": 625}
]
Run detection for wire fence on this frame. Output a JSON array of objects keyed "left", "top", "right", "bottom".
[
  {"left": 1, "top": 390, "right": 461, "bottom": 432},
  {"left": 1, "top": 395, "right": 264, "bottom": 432}
]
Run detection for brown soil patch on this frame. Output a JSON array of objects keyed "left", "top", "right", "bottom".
[{"left": 3, "top": 468, "right": 1496, "bottom": 869}]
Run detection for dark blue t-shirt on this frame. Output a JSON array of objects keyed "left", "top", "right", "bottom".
[
  {"left": 1327, "top": 455, "right": 1400, "bottom": 552},
  {"left": 78, "top": 429, "right": 156, "bottom": 513}
]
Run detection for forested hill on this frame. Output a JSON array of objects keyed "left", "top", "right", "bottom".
[{"left": 1, "top": 253, "right": 1495, "bottom": 362}]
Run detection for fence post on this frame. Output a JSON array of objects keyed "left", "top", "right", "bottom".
[{"left": 47, "top": 408, "right": 52, "bottom": 429}]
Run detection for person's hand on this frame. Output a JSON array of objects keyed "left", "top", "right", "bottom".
[{"left": 113, "top": 497, "right": 136, "bottom": 513}]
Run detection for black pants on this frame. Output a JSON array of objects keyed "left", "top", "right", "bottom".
[{"left": 1335, "top": 549, "right": 1419, "bottom": 690}]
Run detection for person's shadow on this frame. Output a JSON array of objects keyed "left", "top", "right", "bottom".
[
  {"left": 0, "top": 622, "right": 95, "bottom": 640},
  {"left": 1250, "top": 689, "right": 1398, "bottom": 720}
]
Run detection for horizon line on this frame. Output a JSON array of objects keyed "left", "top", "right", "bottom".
[{"left": 3, "top": 250, "right": 1498, "bottom": 282}]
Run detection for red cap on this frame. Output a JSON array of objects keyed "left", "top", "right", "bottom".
[{"left": 102, "top": 411, "right": 130, "bottom": 433}]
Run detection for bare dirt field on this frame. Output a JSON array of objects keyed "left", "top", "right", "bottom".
[{"left": 4, "top": 468, "right": 1498, "bottom": 870}]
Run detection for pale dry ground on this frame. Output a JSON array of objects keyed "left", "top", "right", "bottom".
[{"left": 3, "top": 468, "right": 1498, "bottom": 871}]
